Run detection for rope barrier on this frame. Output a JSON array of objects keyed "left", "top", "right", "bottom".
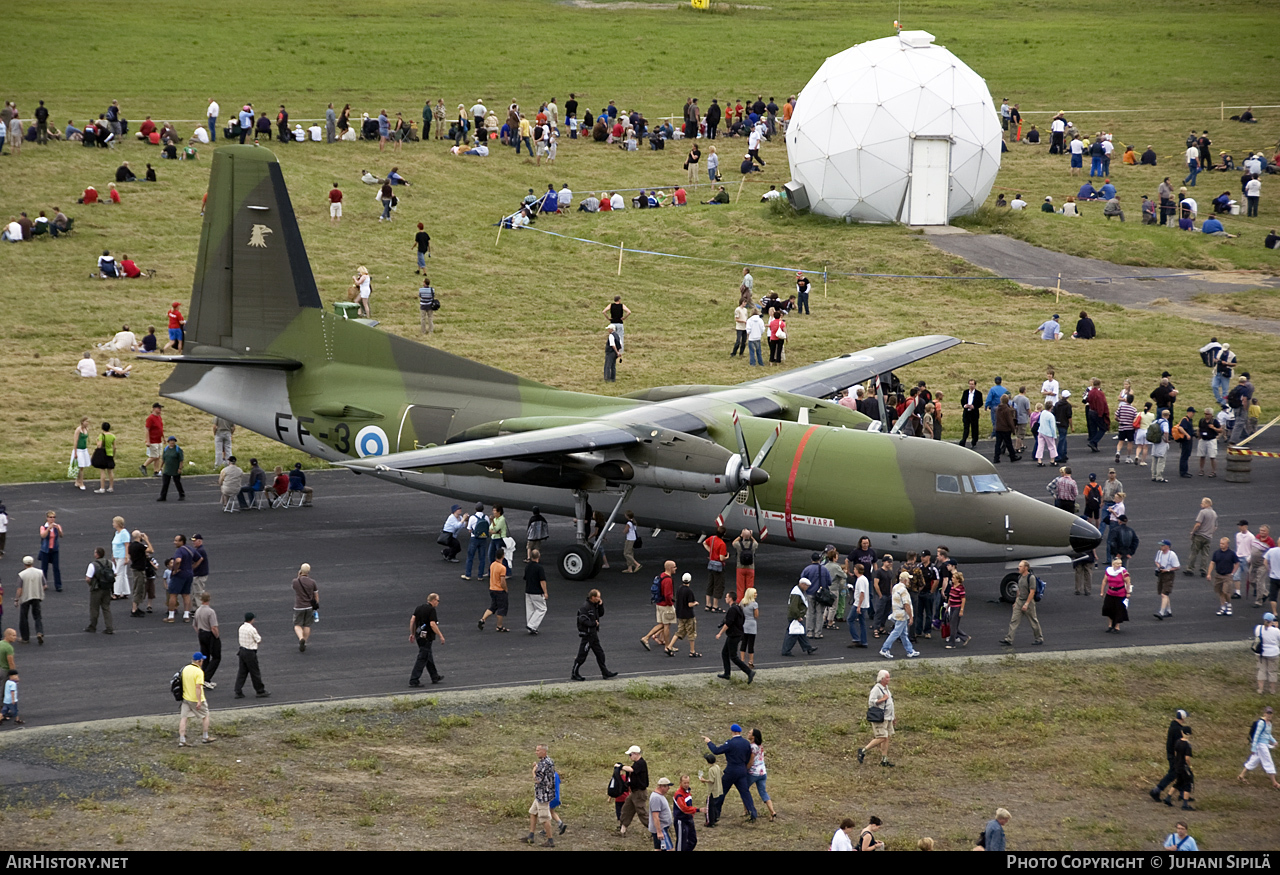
[{"left": 502, "top": 224, "right": 1205, "bottom": 284}]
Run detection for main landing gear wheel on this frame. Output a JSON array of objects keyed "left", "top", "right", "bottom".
[
  {"left": 999, "top": 572, "right": 1020, "bottom": 604},
  {"left": 558, "top": 545, "right": 602, "bottom": 581}
]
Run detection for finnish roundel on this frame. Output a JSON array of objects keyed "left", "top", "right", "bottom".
[{"left": 355, "top": 425, "right": 389, "bottom": 457}]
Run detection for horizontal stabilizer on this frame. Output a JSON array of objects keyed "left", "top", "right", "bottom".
[
  {"left": 738, "top": 335, "right": 961, "bottom": 399},
  {"left": 139, "top": 352, "right": 302, "bottom": 370},
  {"left": 338, "top": 421, "right": 644, "bottom": 471}
]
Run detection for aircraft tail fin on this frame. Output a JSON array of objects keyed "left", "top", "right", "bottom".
[{"left": 187, "top": 146, "right": 322, "bottom": 354}]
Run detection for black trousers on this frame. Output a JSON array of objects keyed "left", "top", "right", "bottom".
[
  {"left": 1179, "top": 440, "right": 1193, "bottom": 476},
  {"left": 198, "top": 629, "right": 221, "bottom": 681},
  {"left": 442, "top": 535, "right": 461, "bottom": 560},
  {"left": 993, "top": 431, "right": 1017, "bottom": 461},
  {"left": 19, "top": 600, "right": 44, "bottom": 641},
  {"left": 411, "top": 641, "right": 440, "bottom": 683},
  {"left": 721, "top": 635, "right": 751, "bottom": 676},
  {"left": 574, "top": 633, "right": 609, "bottom": 675},
  {"left": 235, "top": 647, "right": 266, "bottom": 694},
  {"left": 1155, "top": 756, "right": 1177, "bottom": 795},
  {"left": 705, "top": 792, "right": 725, "bottom": 826},
  {"left": 730, "top": 329, "right": 747, "bottom": 356},
  {"left": 159, "top": 473, "right": 185, "bottom": 499},
  {"left": 674, "top": 815, "right": 698, "bottom": 851},
  {"left": 961, "top": 410, "right": 980, "bottom": 446}
]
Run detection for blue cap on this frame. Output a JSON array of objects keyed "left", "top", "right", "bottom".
[
  {"left": 192, "top": 652, "right": 205, "bottom": 661},
  {"left": 730, "top": 723, "right": 742, "bottom": 732},
  {"left": 167, "top": 435, "right": 177, "bottom": 442},
  {"left": 1160, "top": 539, "right": 1171, "bottom": 546}
]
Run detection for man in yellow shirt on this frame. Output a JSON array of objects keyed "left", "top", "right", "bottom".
[
  {"left": 479, "top": 547, "right": 510, "bottom": 632},
  {"left": 179, "top": 652, "right": 214, "bottom": 746}
]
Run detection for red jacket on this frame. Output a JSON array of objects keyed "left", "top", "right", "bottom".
[{"left": 1085, "top": 387, "right": 1111, "bottom": 424}]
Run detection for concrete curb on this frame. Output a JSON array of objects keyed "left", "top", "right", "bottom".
[{"left": 0, "top": 639, "right": 1247, "bottom": 745}]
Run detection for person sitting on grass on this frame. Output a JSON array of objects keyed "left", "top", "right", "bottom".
[
  {"left": 1201, "top": 216, "right": 1237, "bottom": 238},
  {"left": 1212, "top": 191, "right": 1233, "bottom": 214},
  {"left": 1266, "top": 229, "right": 1280, "bottom": 250},
  {"left": 1098, "top": 179, "right": 1116, "bottom": 200},
  {"left": 103, "top": 357, "right": 132, "bottom": 378},
  {"left": 740, "top": 154, "right": 761, "bottom": 174},
  {"left": 119, "top": 255, "right": 152, "bottom": 279},
  {"left": 703, "top": 186, "right": 730, "bottom": 205},
  {"left": 1122, "top": 145, "right": 1137, "bottom": 165},
  {"left": 387, "top": 167, "right": 411, "bottom": 186},
  {"left": 1040, "top": 196, "right": 1054, "bottom": 213},
  {"left": 1141, "top": 145, "right": 1158, "bottom": 166},
  {"left": 78, "top": 186, "right": 99, "bottom": 205},
  {"left": 1009, "top": 193, "right": 1026, "bottom": 210},
  {"left": 1023, "top": 125, "right": 1039, "bottom": 144},
  {"left": 75, "top": 352, "right": 97, "bottom": 378},
  {"left": 1104, "top": 195, "right": 1125, "bottom": 222},
  {"left": 1077, "top": 181, "right": 1100, "bottom": 201},
  {"left": 995, "top": 193, "right": 1008, "bottom": 208},
  {"left": 115, "top": 162, "right": 137, "bottom": 183},
  {"left": 107, "top": 183, "right": 121, "bottom": 203},
  {"left": 1061, "top": 195, "right": 1080, "bottom": 217},
  {"left": 97, "top": 250, "right": 119, "bottom": 278}
]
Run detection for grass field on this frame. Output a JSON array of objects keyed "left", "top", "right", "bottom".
[
  {"left": 1, "top": 0, "right": 1279, "bottom": 484},
  {"left": 1, "top": 649, "right": 1274, "bottom": 851}
]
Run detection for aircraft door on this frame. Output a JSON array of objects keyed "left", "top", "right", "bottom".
[{"left": 396, "top": 405, "right": 456, "bottom": 451}]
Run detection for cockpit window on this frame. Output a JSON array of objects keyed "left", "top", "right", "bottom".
[
  {"left": 935, "top": 474, "right": 961, "bottom": 494},
  {"left": 970, "top": 474, "right": 1008, "bottom": 493}
]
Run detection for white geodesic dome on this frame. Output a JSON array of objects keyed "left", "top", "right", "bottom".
[{"left": 786, "top": 31, "right": 1002, "bottom": 224}]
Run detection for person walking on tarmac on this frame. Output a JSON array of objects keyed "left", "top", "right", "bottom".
[{"left": 572, "top": 589, "right": 618, "bottom": 681}]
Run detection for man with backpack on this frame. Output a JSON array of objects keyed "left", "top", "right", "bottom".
[
  {"left": 84, "top": 546, "right": 115, "bottom": 634},
  {"left": 1148, "top": 410, "right": 1172, "bottom": 483},
  {"left": 1227, "top": 374, "right": 1254, "bottom": 444},
  {"left": 571, "top": 589, "right": 617, "bottom": 682},
  {"left": 177, "top": 652, "right": 214, "bottom": 746},
  {"left": 999, "top": 560, "right": 1044, "bottom": 647},
  {"left": 641, "top": 561, "right": 676, "bottom": 651},
  {"left": 461, "top": 502, "right": 489, "bottom": 580}
]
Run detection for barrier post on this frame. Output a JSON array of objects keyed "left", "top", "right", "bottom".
[
  {"left": 1055, "top": 273, "right": 1062, "bottom": 305},
  {"left": 1220, "top": 102, "right": 1224, "bottom": 121},
  {"left": 495, "top": 221, "right": 503, "bottom": 247},
  {"left": 823, "top": 266, "right": 828, "bottom": 298},
  {"left": 736, "top": 175, "right": 747, "bottom": 203},
  {"left": 617, "top": 241, "right": 624, "bottom": 276}
]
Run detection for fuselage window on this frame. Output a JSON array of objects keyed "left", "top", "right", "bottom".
[
  {"left": 935, "top": 474, "right": 961, "bottom": 494},
  {"left": 971, "top": 474, "right": 1008, "bottom": 494}
]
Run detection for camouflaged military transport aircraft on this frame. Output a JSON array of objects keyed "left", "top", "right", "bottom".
[{"left": 144, "top": 147, "right": 1101, "bottom": 599}]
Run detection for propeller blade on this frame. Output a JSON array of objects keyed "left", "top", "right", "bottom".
[
  {"left": 714, "top": 491, "right": 739, "bottom": 529},
  {"left": 752, "top": 489, "right": 768, "bottom": 541},
  {"left": 731, "top": 409, "right": 750, "bottom": 465},
  {"left": 751, "top": 423, "right": 782, "bottom": 470}
]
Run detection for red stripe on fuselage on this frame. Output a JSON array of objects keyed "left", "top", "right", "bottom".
[{"left": 784, "top": 426, "right": 819, "bottom": 542}]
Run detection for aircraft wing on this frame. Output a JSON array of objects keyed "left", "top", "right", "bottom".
[
  {"left": 337, "top": 421, "right": 642, "bottom": 471},
  {"left": 737, "top": 335, "right": 961, "bottom": 399}
]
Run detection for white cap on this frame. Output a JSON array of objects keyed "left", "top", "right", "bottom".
[
  {"left": 1061, "top": 389, "right": 1071, "bottom": 398},
  {"left": 681, "top": 573, "right": 692, "bottom": 583}
]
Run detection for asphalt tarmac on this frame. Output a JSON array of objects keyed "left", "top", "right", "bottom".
[{"left": 0, "top": 428, "right": 1275, "bottom": 727}]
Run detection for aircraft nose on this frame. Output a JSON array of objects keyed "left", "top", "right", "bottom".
[
  {"left": 1070, "top": 518, "right": 1103, "bottom": 554},
  {"left": 748, "top": 466, "right": 770, "bottom": 486}
]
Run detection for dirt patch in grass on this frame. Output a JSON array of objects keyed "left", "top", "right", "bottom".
[{"left": 0, "top": 648, "right": 1275, "bottom": 851}]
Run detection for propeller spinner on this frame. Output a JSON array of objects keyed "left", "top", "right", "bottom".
[{"left": 716, "top": 412, "right": 780, "bottom": 539}]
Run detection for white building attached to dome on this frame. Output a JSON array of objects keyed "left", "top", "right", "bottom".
[{"left": 785, "top": 30, "right": 1002, "bottom": 225}]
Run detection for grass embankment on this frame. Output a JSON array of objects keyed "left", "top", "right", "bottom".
[
  {"left": 0, "top": 649, "right": 1273, "bottom": 850},
  {"left": 1, "top": 0, "right": 1278, "bottom": 484}
]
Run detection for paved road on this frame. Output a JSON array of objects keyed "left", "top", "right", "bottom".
[
  {"left": 0, "top": 429, "right": 1275, "bottom": 726},
  {"left": 926, "top": 231, "right": 1280, "bottom": 335}
]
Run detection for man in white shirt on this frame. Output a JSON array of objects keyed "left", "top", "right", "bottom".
[
  {"left": 1244, "top": 154, "right": 1263, "bottom": 177},
  {"left": 1184, "top": 144, "right": 1201, "bottom": 187},
  {"left": 1237, "top": 521, "right": 1259, "bottom": 600},
  {"left": 206, "top": 99, "right": 219, "bottom": 142},
  {"left": 1245, "top": 176, "right": 1261, "bottom": 217},
  {"left": 1050, "top": 115, "right": 1066, "bottom": 153},
  {"left": 745, "top": 312, "right": 766, "bottom": 366},
  {"left": 1069, "top": 136, "right": 1084, "bottom": 175},
  {"left": 114, "top": 327, "right": 138, "bottom": 352},
  {"left": 1010, "top": 194, "right": 1027, "bottom": 210},
  {"left": 76, "top": 352, "right": 97, "bottom": 378},
  {"left": 557, "top": 184, "right": 572, "bottom": 211},
  {"left": 235, "top": 612, "right": 269, "bottom": 698},
  {"left": 1263, "top": 546, "right": 1280, "bottom": 617},
  {"left": 1041, "top": 368, "right": 1060, "bottom": 406},
  {"left": 190, "top": 126, "right": 209, "bottom": 145},
  {"left": 1, "top": 219, "right": 21, "bottom": 242},
  {"left": 610, "top": 192, "right": 625, "bottom": 210},
  {"left": 1154, "top": 540, "right": 1181, "bottom": 619}
]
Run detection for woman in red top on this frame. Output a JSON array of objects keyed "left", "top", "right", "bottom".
[
  {"left": 163, "top": 302, "right": 185, "bottom": 352},
  {"left": 81, "top": 186, "right": 98, "bottom": 204},
  {"left": 766, "top": 309, "right": 786, "bottom": 364},
  {"left": 1101, "top": 557, "right": 1131, "bottom": 633},
  {"left": 108, "top": 183, "right": 121, "bottom": 204}
]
